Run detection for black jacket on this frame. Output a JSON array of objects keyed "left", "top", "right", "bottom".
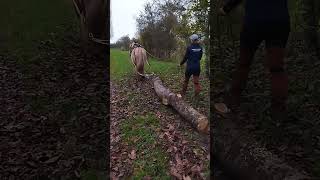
[
  {"left": 180, "top": 43, "right": 203, "bottom": 73},
  {"left": 223, "top": 0, "right": 290, "bottom": 26}
]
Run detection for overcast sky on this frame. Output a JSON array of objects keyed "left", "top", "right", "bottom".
[{"left": 110, "top": 0, "right": 150, "bottom": 43}]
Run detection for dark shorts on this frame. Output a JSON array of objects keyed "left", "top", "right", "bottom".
[
  {"left": 185, "top": 68, "right": 200, "bottom": 78},
  {"left": 240, "top": 23, "right": 290, "bottom": 49}
]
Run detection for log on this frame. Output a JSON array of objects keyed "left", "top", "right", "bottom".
[
  {"left": 149, "top": 76, "right": 209, "bottom": 134},
  {"left": 213, "top": 106, "right": 311, "bottom": 180}
]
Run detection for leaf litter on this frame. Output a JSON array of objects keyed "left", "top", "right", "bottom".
[{"left": 110, "top": 73, "right": 209, "bottom": 179}]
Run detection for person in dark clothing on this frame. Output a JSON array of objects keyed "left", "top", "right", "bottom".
[
  {"left": 219, "top": 0, "right": 291, "bottom": 123},
  {"left": 180, "top": 34, "right": 203, "bottom": 97}
]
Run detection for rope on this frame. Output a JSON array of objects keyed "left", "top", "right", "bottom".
[
  {"left": 72, "top": 0, "right": 81, "bottom": 16},
  {"left": 89, "top": 33, "right": 109, "bottom": 45},
  {"left": 72, "top": 0, "right": 108, "bottom": 46}
]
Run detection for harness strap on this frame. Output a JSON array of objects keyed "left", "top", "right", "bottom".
[
  {"left": 73, "top": 0, "right": 108, "bottom": 46},
  {"left": 89, "top": 33, "right": 108, "bottom": 45}
]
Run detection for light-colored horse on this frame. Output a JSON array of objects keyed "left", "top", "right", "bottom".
[{"left": 129, "top": 43, "right": 150, "bottom": 76}]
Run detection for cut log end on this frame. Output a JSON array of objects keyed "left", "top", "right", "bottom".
[
  {"left": 197, "top": 117, "right": 209, "bottom": 134},
  {"left": 162, "top": 98, "right": 169, "bottom": 105}
]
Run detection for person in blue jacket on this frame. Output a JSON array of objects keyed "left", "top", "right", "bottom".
[
  {"left": 219, "top": 0, "right": 290, "bottom": 123},
  {"left": 180, "top": 34, "right": 203, "bottom": 97}
]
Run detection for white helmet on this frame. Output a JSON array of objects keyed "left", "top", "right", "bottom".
[{"left": 190, "top": 34, "right": 199, "bottom": 41}]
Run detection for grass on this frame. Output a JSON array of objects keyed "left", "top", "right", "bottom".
[
  {"left": 0, "top": 0, "right": 80, "bottom": 108},
  {"left": 0, "top": 1, "right": 109, "bottom": 179},
  {"left": 110, "top": 48, "right": 207, "bottom": 80},
  {"left": 110, "top": 48, "right": 209, "bottom": 100},
  {"left": 120, "top": 114, "right": 170, "bottom": 179},
  {"left": 112, "top": 48, "right": 210, "bottom": 178},
  {"left": 110, "top": 48, "right": 180, "bottom": 81},
  {"left": 0, "top": 0, "right": 77, "bottom": 59}
]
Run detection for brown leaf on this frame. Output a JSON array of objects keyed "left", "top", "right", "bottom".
[
  {"left": 191, "top": 165, "right": 201, "bottom": 173},
  {"left": 156, "top": 111, "right": 161, "bottom": 118},
  {"left": 143, "top": 176, "right": 152, "bottom": 180},
  {"left": 74, "top": 170, "right": 80, "bottom": 178},
  {"left": 170, "top": 167, "right": 182, "bottom": 180},
  {"left": 182, "top": 140, "right": 188, "bottom": 144},
  {"left": 128, "top": 150, "right": 136, "bottom": 160},
  {"left": 168, "top": 124, "right": 174, "bottom": 131},
  {"left": 59, "top": 127, "right": 66, "bottom": 134},
  {"left": 183, "top": 175, "right": 192, "bottom": 180},
  {"left": 110, "top": 173, "right": 119, "bottom": 180},
  {"left": 26, "top": 161, "right": 37, "bottom": 168},
  {"left": 175, "top": 154, "right": 182, "bottom": 166},
  {"left": 44, "top": 155, "right": 61, "bottom": 164}
]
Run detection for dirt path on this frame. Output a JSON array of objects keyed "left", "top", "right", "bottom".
[{"left": 110, "top": 77, "right": 210, "bottom": 179}]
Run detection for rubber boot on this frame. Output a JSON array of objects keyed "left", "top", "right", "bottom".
[
  {"left": 266, "top": 48, "right": 288, "bottom": 126},
  {"left": 227, "top": 48, "right": 256, "bottom": 115},
  {"left": 193, "top": 76, "right": 201, "bottom": 97}
]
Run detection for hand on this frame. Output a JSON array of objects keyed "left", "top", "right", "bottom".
[{"left": 218, "top": 7, "right": 227, "bottom": 16}]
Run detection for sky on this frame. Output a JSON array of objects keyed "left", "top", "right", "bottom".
[{"left": 110, "top": 0, "right": 150, "bottom": 43}]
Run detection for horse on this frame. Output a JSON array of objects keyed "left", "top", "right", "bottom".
[{"left": 129, "top": 42, "right": 150, "bottom": 77}]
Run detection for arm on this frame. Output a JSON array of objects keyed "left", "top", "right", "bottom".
[
  {"left": 222, "top": 0, "right": 243, "bottom": 14},
  {"left": 180, "top": 48, "right": 189, "bottom": 65}
]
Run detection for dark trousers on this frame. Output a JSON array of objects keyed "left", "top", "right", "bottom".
[
  {"left": 181, "top": 69, "right": 201, "bottom": 96},
  {"left": 229, "top": 23, "right": 290, "bottom": 118}
]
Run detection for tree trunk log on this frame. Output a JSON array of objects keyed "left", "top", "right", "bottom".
[
  {"left": 149, "top": 76, "right": 209, "bottom": 134},
  {"left": 213, "top": 112, "right": 311, "bottom": 180}
]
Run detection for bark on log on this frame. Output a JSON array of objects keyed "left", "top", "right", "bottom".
[
  {"left": 213, "top": 111, "right": 311, "bottom": 180},
  {"left": 149, "top": 76, "right": 209, "bottom": 134}
]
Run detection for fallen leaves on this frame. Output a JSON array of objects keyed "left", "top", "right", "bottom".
[
  {"left": 44, "top": 155, "right": 61, "bottom": 164},
  {"left": 170, "top": 166, "right": 182, "bottom": 179},
  {"left": 213, "top": 39, "right": 320, "bottom": 177},
  {"left": 110, "top": 63, "right": 209, "bottom": 179},
  {"left": 0, "top": 36, "right": 108, "bottom": 179},
  {"left": 128, "top": 150, "right": 136, "bottom": 160}
]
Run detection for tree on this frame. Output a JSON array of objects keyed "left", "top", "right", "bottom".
[{"left": 115, "top": 35, "right": 131, "bottom": 50}]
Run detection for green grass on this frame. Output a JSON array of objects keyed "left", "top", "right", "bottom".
[
  {"left": 0, "top": 1, "right": 109, "bottom": 179},
  {"left": 120, "top": 114, "right": 170, "bottom": 179},
  {"left": 110, "top": 48, "right": 207, "bottom": 82},
  {"left": 110, "top": 48, "right": 209, "bottom": 102},
  {"left": 110, "top": 48, "right": 181, "bottom": 81},
  {"left": 0, "top": 0, "right": 78, "bottom": 59}
]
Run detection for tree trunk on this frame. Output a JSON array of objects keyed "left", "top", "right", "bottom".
[
  {"left": 147, "top": 76, "right": 209, "bottom": 134},
  {"left": 213, "top": 113, "right": 310, "bottom": 180}
]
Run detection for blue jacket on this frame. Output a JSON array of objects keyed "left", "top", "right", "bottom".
[
  {"left": 223, "top": 0, "right": 290, "bottom": 27},
  {"left": 180, "top": 43, "right": 203, "bottom": 73}
]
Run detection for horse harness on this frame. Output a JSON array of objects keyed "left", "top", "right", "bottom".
[{"left": 72, "top": 0, "right": 108, "bottom": 45}]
